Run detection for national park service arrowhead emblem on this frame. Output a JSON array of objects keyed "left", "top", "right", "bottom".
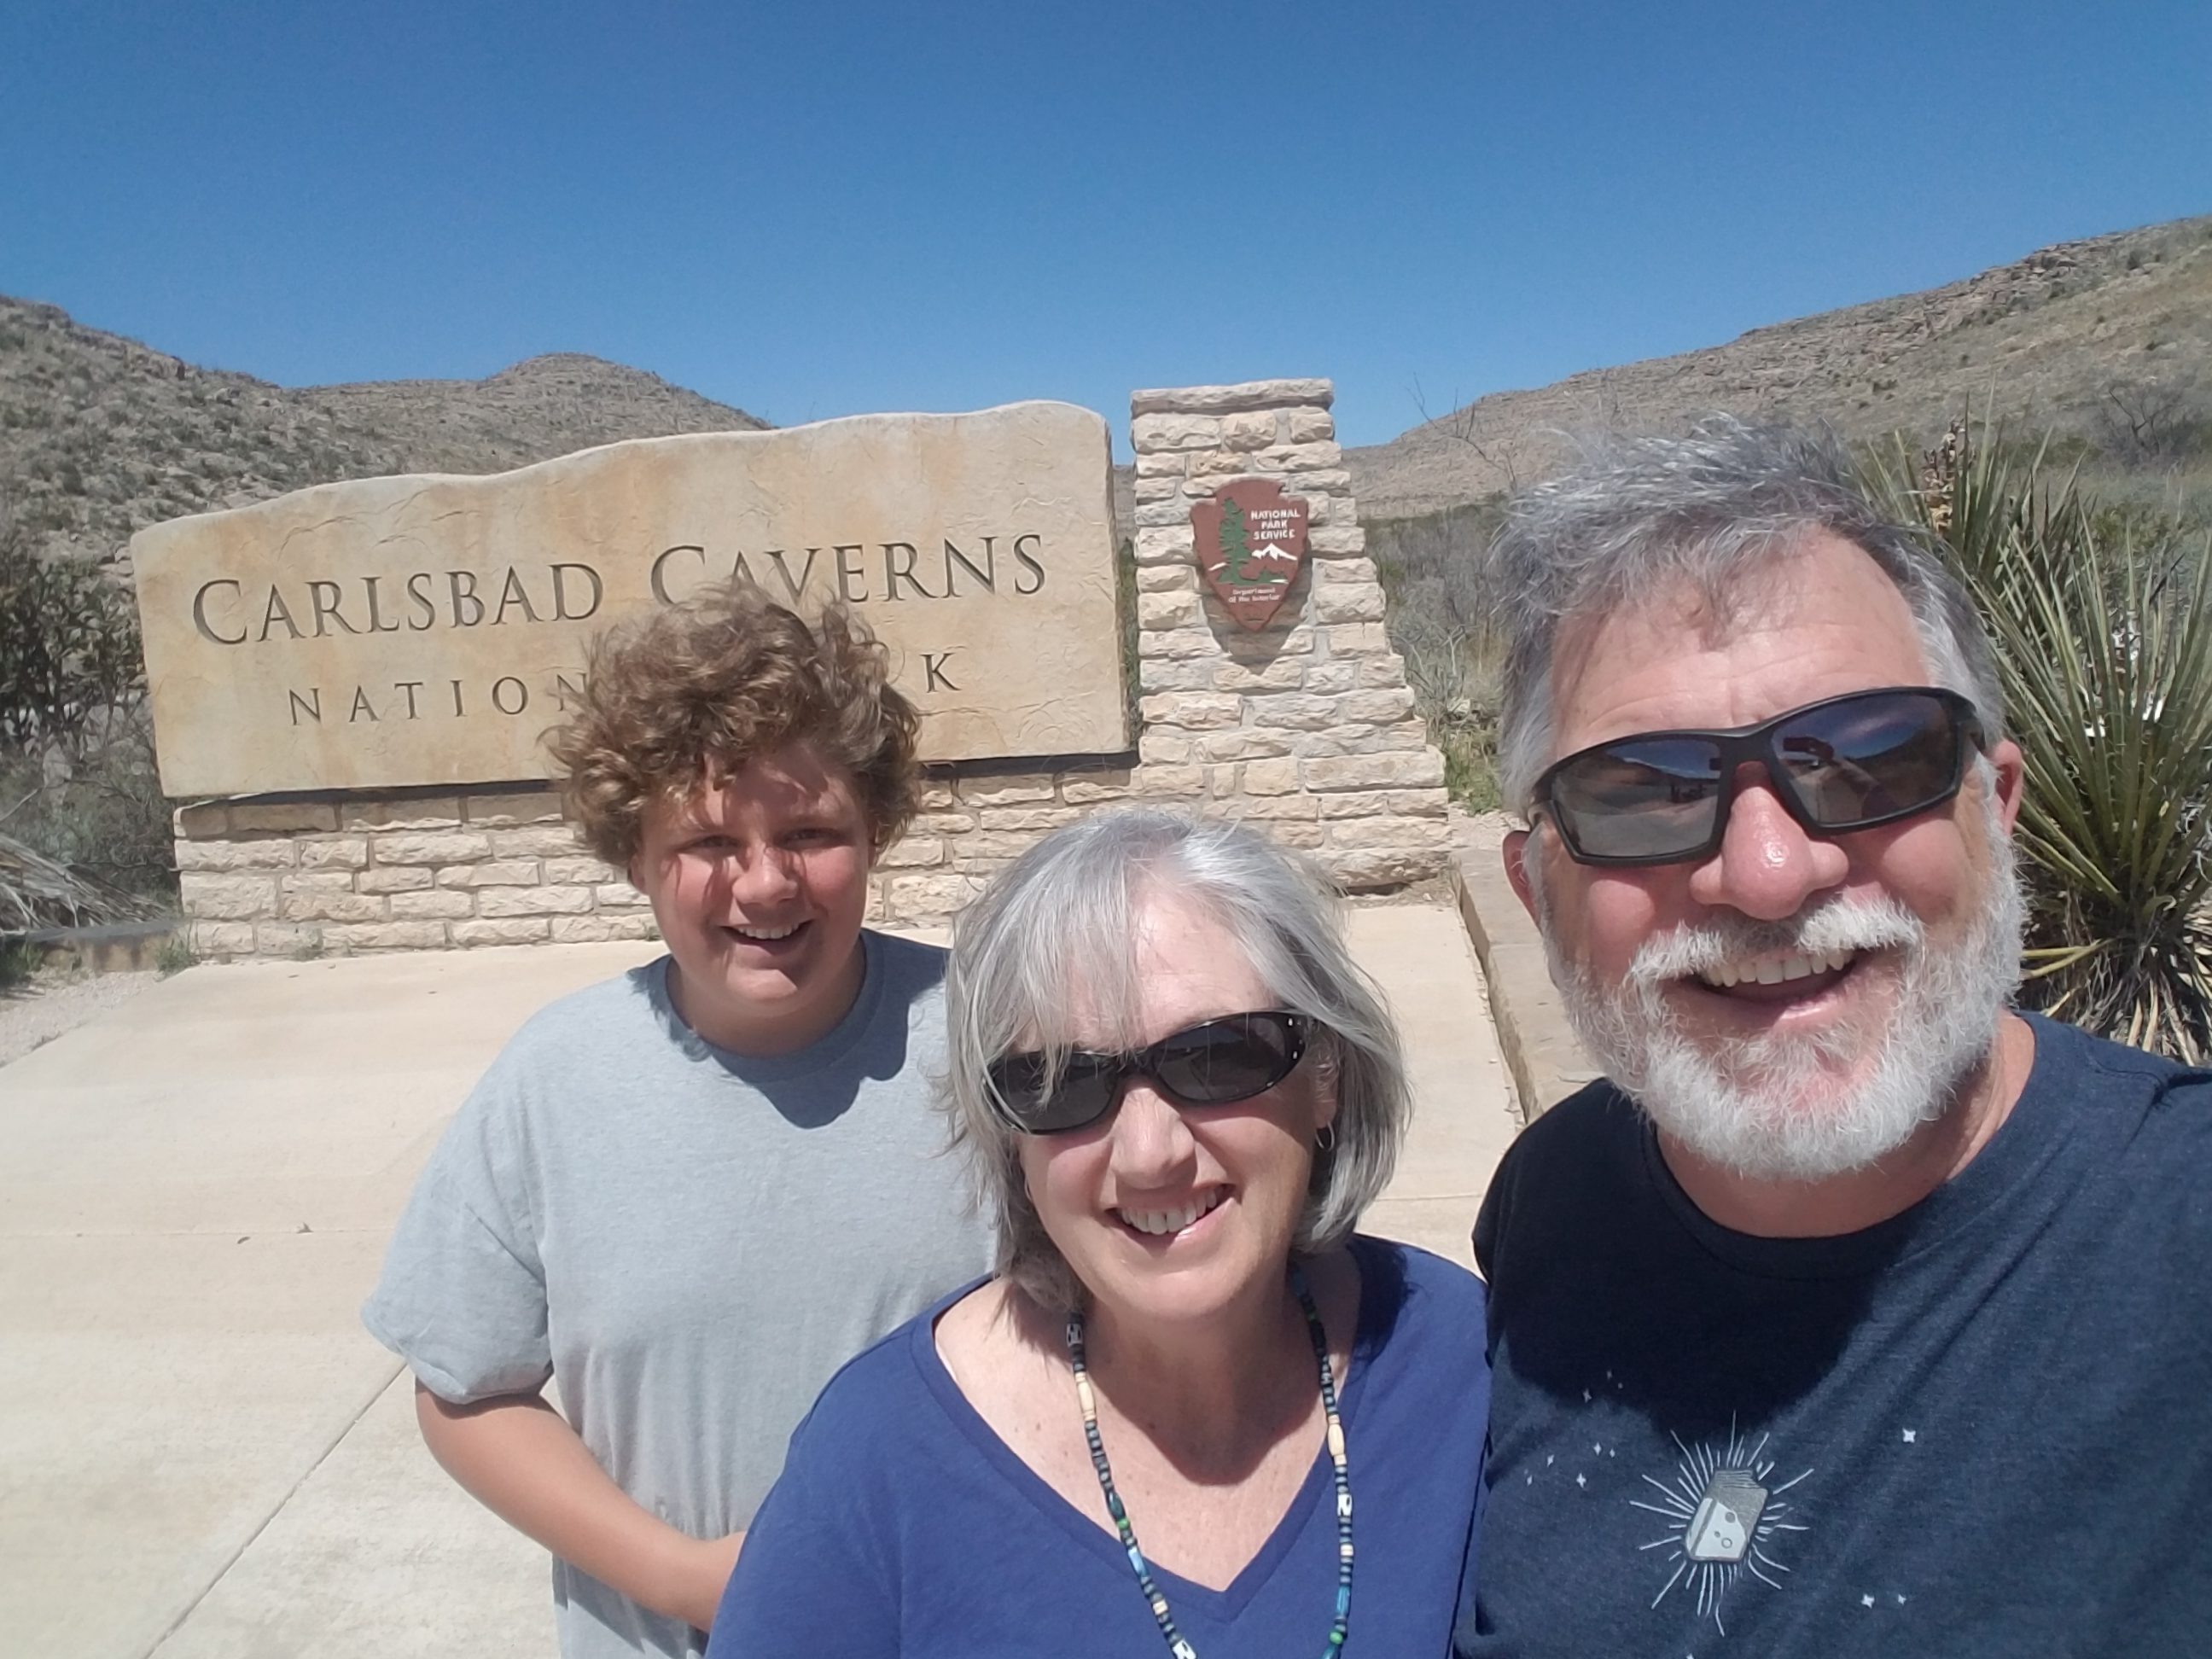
[{"left": 1191, "top": 479, "right": 1310, "bottom": 632}]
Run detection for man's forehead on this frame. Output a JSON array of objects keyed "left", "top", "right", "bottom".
[{"left": 667, "top": 754, "right": 858, "bottom": 826}]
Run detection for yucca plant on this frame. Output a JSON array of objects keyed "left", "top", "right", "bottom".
[{"left": 1874, "top": 426, "right": 2212, "bottom": 1062}]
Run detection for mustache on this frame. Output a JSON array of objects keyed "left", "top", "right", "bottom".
[{"left": 1625, "top": 894, "right": 1926, "bottom": 989}]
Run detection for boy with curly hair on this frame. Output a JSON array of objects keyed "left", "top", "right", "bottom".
[{"left": 364, "top": 586, "right": 992, "bottom": 1658}]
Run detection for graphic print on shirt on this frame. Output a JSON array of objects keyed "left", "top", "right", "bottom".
[{"left": 1633, "top": 1420, "right": 1812, "bottom": 1635}]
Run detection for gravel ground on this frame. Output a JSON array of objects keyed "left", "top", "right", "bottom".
[{"left": 0, "top": 969, "right": 158, "bottom": 1070}]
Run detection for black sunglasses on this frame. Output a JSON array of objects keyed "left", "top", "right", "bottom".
[
  {"left": 1532, "top": 685, "right": 1986, "bottom": 867},
  {"left": 984, "top": 1010, "right": 1313, "bottom": 1136}
]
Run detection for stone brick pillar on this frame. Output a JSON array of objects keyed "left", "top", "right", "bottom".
[{"left": 1124, "top": 377, "right": 1450, "bottom": 888}]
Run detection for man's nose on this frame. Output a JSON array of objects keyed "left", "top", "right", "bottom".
[
  {"left": 730, "top": 844, "right": 801, "bottom": 904},
  {"left": 1685, "top": 765, "right": 1849, "bottom": 920}
]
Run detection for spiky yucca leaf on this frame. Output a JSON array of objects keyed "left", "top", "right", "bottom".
[{"left": 1876, "top": 428, "right": 2212, "bottom": 1062}]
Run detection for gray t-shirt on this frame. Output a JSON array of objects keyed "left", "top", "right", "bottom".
[{"left": 363, "top": 930, "right": 996, "bottom": 1659}]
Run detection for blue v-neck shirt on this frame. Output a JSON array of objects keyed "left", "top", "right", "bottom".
[{"left": 709, "top": 1236, "right": 1489, "bottom": 1657}]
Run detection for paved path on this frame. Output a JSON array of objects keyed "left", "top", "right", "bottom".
[{"left": 0, "top": 910, "right": 1516, "bottom": 1658}]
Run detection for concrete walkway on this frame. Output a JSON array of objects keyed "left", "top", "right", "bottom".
[{"left": 0, "top": 910, "right": 1517, "bottom": 1658}]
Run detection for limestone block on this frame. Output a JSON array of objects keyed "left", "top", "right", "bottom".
[
  {"left": 173, "top": 802, "right": 229, "bottom": 838},
  {"left": 253, "top": 923, "right": 323, "bottom": 956},
  {"left": 910, "top": 810, "right": 981, "bottom": 835},
  {"left": 1132, "top": 526, "right": 1196, "bottom": 565},
  {"left": 1284, "top": 409, "right": 1335, "bottom": 444},
  {"left": 324, "top": 922, "right": 452, "bottom": 952},
  {"left": 1301, "top": 662, "right": 1359, "bottom": 694},
  {"left": 881, "top": 873, "right": 985, "bottom": 921},
  {"left": 1134, "top": 498, "right": 1198, "bottom": 530},
  {"left": 179, "top": 872, "right": 278, "bottom": 921},
  {"left": 279, "top": 889, "right": 388, "bottom": 924},
  {"left": 1327, "top": 817, "right": 1452, "bottom": 852},
  {"left": 389, "top": 889, "right": 475, "bottom": 921},
  {"left": 1205, "top": 764, "right": 1242, "bottom": 797},
  {"left": 1061, "top": 770, "right": 1136, "bottom": 804},
  {"left": 1127, "top": 765, "right": 1205, "bottom": 799},
  {"left": 489, "top": 826, "right": 585, "bottom": 859},
  {"left": 1135, "top": 451, "right": 1189, "bottom": 477},
  {"left": 298, "top": 838, "right": 371, "bottom": 872},
  {"left": 1388, "top": 788, "right": 1451, "bottom": 817},
  {"left": 356, "top": 865, "right": 435, "bottom": 894},
  {"left": 876, "top": 837, "right": 948, "bottom": 869},
  {"left": 175, "top": 839, "right": 296, "bottom": 872},
  {"left": 1241, "top": 442, "right": 1342, "bottom": 474},
  {"left": 1130, "top": 412, "right": 1223, "bottom": 451},
  {"left": 1240, "top": 758, "right": 1302, "bottom": 795},
  {"left": 1224, "top": 794, "right": 1318, "bottom": 822},
  {"left": 1200, "top": 730, "right": 1295, "bottom": 762},
  {"left": 1223, "top": 625, "right": 1314, "bottom": 657},
  {"left": 541, "top": 856, "right": 617, "bottom": 885},
  {"left": 1137, "top": 660, "right": 1211, "bottom": 693},
  {"left": 1133, "top": 474, "right": 1183, "bottom": 504},
  {"left": 596, "top": 882, "right": 651, "bottom": 909},
  {"left": 1342, "top": 688, "right": 1419, "bottom": 725},
  {"left": 189, "top": 921, "right": 257, "bottom": 957},
  {"left": 1247, "top": 694, "right": 1343, "bottom": 732},
  {"left": 1130, "top": 381, "right": 1332, "bottom": 416},
  {"left": 1138, "top": 591, "right": 1204, "bottom": 630},
  {"left": 1211, "top": 658, "right": 1307, "bottom": 694},
  {"left": 1302, "top": 752, "right": 1447, "bottom": 791},
  {"left": 1222, "top": 411, "right": 1277, "bottom": 451},
  {"left": 375, "top": 831, "right": 494, "bottom": 866},
  {"left": 452, "top": 918, "right": 554, "bottom": 947},
  {"left": 475, "top": 885, "right": 596, "bottom": 918},
  {"left": 463, "top": 791, "right": 567, "bottom": 827},
  {"left": 1324, "top": 846, "right": 1448, "bottom": 888},
  {"left": 280, "top": 871, "right": 359, "bottom": 895},
  {"left": 1324, "top": 623, "right": 1393, "bottom": 657},
  {"left": 1139, "top": 731, "right": 1196, "bottom": 765},
  {"left": 1135, "top": 563, "right": 1198, "bottom": 594},
  {"left": 228, "top": 800, "right": 340, "bottom": 834},
  {"left": 977, "top": 806, "right": 1086, "bottom": 833},
  {"left": 1318, "top": 791, "right": 1393, "bottom": 819},
  {"left": 1296, "top": 724, "right": 1429, "bottom": 759},
  {"left": 342, "top": 799, "right": 464, "bottom": 832},
  {"left": 1309, "top": 523, "right": 1367, "bottom": 556},
  {"left": 1358, "top": 655, "right": 1412, "bottom": 689},
  {"left": 1263, "top": 820, "right": 1326, "bottom": 850},
  {"left": 1294, "top": 469, "right": 1353, "bottom": 497},
  {"left": 1140, "top": 692, "right": 1243, "bottom": 731},
  {"left": 438, "top": 859, "right": 543, "bottom": 888},
  {"left": 550, "top": 914, "right": 660, "bottom": 945},
  {"left": 958, "top": 776, "right": 1057, "bottom": 806},
  {"left": 1138, "top": 629, "right": 1226, "bottom": 661},
  {"left": 1310, "top": 583, "right": 1382, "bottom": 627},
  {"left": 919, "top": 781, "right": 958, "bottom": 811}
]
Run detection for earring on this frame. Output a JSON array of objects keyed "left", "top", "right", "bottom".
[{"left": 1314, "top": 1123, "right": 1337, "bottom": 1154}]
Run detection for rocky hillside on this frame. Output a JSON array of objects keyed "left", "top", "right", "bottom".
[
  {"left": 1351, "top": 214, "right": 2212, "bottom": 517},
  {"left": 0, "top": 299, "right": 767, "bottom": 569}
]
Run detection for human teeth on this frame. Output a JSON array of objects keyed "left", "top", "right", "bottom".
[
  {"left": 1696, "top": 949, "right": 1855, "bottom": 990},
  {"left": 731, "top": 923, "right": 800, "bottom": 940},
  {"left": 1119, "top": 1192, "right": 1222, "bottom": 1236}
]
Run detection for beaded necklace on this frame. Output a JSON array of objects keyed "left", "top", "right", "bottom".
[{"left": 1062, "top": 1266, "right": 1353, "bottom": 1658}]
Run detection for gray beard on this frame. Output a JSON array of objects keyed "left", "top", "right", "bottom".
[{"left": 1537, "top": 801, "right": 2025, "bottom": 1182}]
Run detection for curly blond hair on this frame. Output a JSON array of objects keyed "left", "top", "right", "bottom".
[{"left": 545, "top": 584, "right": 922, "bottom": 869}]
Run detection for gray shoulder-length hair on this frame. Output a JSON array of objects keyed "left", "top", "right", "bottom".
[
  {"left": 942, "top": 807, "right": 1410, "bottom": 1313},
  {"left": 1487, "top": 416, "right": 2006, "bottom": 813}
]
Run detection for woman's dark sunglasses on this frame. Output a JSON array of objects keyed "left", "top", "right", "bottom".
[
  {"left": 1532, "top": 685, "right": 1986, "bottom": 867},
  {"left": 984, "top": 1010, "right": 1313, "bottom": 1136}
]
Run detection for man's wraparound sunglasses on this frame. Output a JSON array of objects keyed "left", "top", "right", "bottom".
[
  {"left": 1531, "top": 685, "right": 1987, "bottom": 867},
  {"left": 985, "top": 1010, "right": 1313, "bottom": 1136}
]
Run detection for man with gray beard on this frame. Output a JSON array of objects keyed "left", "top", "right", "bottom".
[{"left": 1461, "top": 419, "right": 2212, "bottom": 1656}]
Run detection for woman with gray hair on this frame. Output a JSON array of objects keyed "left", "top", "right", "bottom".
[{"left": 708, "top": 808, "right": 1490, "bottom": 1656}]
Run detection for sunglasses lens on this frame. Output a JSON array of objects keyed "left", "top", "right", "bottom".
[
  {"left": 986, "top": 1051, "right": 1118, "bottom": 1134},
  {"left": 1550, "top": 736, "right": 1725, "bottom": 861},
  {"left": 1151, "top": 1014, "right": 1304, "bottom": 1105},
  {"left": 1778, "top": 691, "right": 1964, "bottom": 827}
]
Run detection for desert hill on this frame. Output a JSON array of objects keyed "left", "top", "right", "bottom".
[
  {"left": 1349, "top": 213, "right": 2212, "bottom": 518},
  {"left": 0, "top": 298, "right": 766, "bottom": 569}
]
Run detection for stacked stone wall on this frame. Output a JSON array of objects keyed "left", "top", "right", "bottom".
[{"left": 174, "top": 377, "right": 1451, "bottom": 960}]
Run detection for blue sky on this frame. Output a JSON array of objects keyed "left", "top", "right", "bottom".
[{"left": 4, "top": 2, "right": 2206, "bottom": 451}]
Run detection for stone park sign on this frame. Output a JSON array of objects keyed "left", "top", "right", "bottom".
[{"left": 131, "top": 402, "right": 1126, "bottom": 796}]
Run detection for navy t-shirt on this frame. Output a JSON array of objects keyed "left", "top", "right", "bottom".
[
  {"left": 711, "top": 1236, "right": 1489, "bottom": 1657},
  {"left": 1465, "top": 1013, "right": 2212, "bottom": 1656}
]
